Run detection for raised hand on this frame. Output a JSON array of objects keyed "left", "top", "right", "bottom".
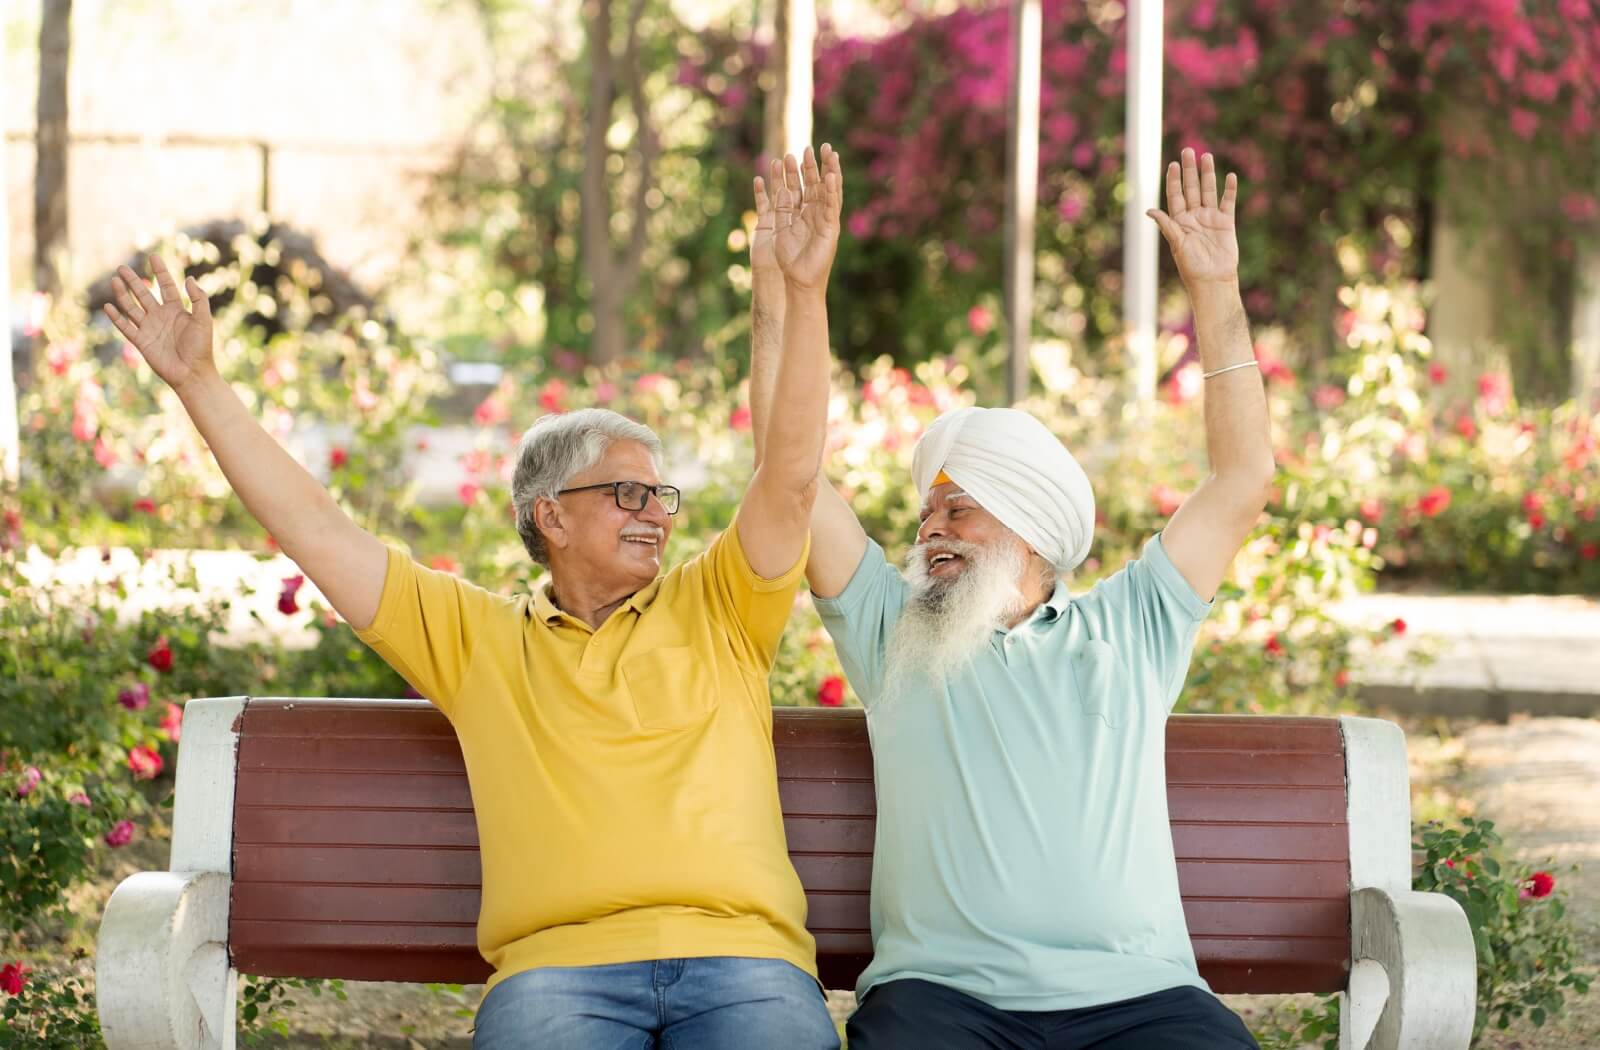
[
  {"left": 102, "top": 256, "right": 215, "bottom": 392},
  {"left": 772, "top": 144, "right": 843, "bottom": 293},
  {"left": 752, "top": 159, "right": 781, "bottom": 277},
  {"left": 1146, "top": 148, "right": 1240, "bottom": 286}
]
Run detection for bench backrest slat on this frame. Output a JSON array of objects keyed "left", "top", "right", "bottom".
[{"left": 228, "top": 700, "right": 1351, "bottom": 993}]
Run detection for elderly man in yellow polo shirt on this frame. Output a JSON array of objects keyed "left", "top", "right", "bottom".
[{"left": 103, "top": 146, "right": 846, "bottom": 1049}]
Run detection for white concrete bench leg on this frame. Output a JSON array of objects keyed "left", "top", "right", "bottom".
[
  {"left": 1339, "top": 886, "right": 1476, "bottom": 1050},
  {"left": 97, "top": 869, "right": 237, "bottom": 1050}
]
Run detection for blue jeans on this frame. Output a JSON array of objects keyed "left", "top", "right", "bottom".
[{"left": 472, "top": 956, "right": 840, "bottom": 1050}]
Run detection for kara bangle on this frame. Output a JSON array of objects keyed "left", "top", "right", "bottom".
[{"left": 1202, "top": 360, "right": 1259, "bottom": 380}]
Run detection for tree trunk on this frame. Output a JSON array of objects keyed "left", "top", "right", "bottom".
[
  {"left": 577, "top": 0, "right": 654, "bottom": 366},
  {"left": 35, "top": 0, "right": 72, "bottom": 299}
]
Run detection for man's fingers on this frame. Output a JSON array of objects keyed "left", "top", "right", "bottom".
[
  {"left": 1165, "top": 162, "right": 1185, "bottom": 217},
  {"left": 102, "top": 302, "right": 141, "bottom": 344},
  {"left": 187, "top": 277, "right": 211, "bottom": 325},
  {"left": 753, "top": 175, "right": 770, "bottom": 217},
  {"left": 1146, "top": 208, "right": 1181, "bottom": 246},
  {"left": 826, "top": 170, "right": 843, "bottom": 224},
  {"left": 1200, "top": 153, "right": 1218, "bottom": 210},
  {"left": 802, "top": 146, "right": 821, "bottom": 203},
  {"left": 118, "top": 265, "right": 161, "bottom": 312},
  {"left": 1221, "top": 172, "right": 1238, "bottom": 216},
  {"left": 149, "top": 255, "right": 182, "bottom": 304},
  {"left": 111, "top": 274, "right": 146, "bottom": 321},
  {"left": 783, "top": 152, "right": 802, "bottom": 197},
  {"left": 1181, "top": 147, "right": 1201, "bottom": 210}
]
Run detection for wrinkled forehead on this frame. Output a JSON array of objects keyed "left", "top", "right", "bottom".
[{"left": 920, "top": 483, "right": 981, "bottom": 518}]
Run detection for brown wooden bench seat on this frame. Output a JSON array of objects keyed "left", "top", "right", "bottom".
[{"left": 96, "top": 698, "right": 1476, "bottom": 1050}]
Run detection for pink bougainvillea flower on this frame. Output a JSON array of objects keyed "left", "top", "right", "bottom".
[
  {"left": 593, "top": 382, "right": 618, "bottom": 403},
  {"left": 730, "top": 405, "right": 753, "bottom": 432},
  {"left": 1521, "top": 871, "right": 1555, "bottom": 899},
  {"left": 128, "top": 745, "right": 164, "bottom": 781},
  {"left": 635, "top": 373, "right": 667, "bottom": 396},
  {"left": 966, "top": 304, "right": 994, "bottom": 336},
  {"left": 458, "top": 482, "right": 482, "bottom": 507},
  {"left": 278, "top": 574, "right": 306, "bottom": 616},
  {"left": 117, "top": 682, "right": 151, "bottom": 711},
  {"left": 15, "top": 766, "right": 41, "bottom": 798},
  {"left": 1417, "top": 486, "right": 1452, "bottom": 518},
  {"left": 1477, "top": 373, "right": 1511, "bottom": 415},
  {"left": 68, "top": 791, "right": 91, "bottom": 808},
  {"left": 133, "top": 498, "right": 158, "bottom": 515},
  {"left": 1312, "top": 385, "right": 1345, "bottom": 410},
  {"left": 159, "top": 702, "right": 183, "bottom": 742},
  {"left": 1454, "top": 415, "right": 1477, "bottom": 440},
  {"left": 539, "top": 379, "right": 568, "bottom": 414},
  {"left": 329, "top": 446, "right": 349, "bottom": 469},
  {"left": 1359, "top": 498, "right": 1383, "bottom": 524},
  {"left": 0, "top": 961, "right": 31, "bottom": 996},
  {"left": 146, "top": 637, "right": 174, "bottom": 673},
  {"left": 1427, "top": 362, "right": 1448, "bottom": 385},
  {"left": 816, "top": 675, "right": 846, "bottom": 707},
  {"left": 104, "top": 820, "right": 135, "bottom": 848},
  {"left": 1150, "top": 484, "right": 1183, "bottom": 517}
]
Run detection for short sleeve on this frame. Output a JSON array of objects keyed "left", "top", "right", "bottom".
[
  {"left": 1072, "top": 532, "right": 1213, "bottom": 712},
  {"left": 696, "top": 515, "right": 812, "bottom": 670},
  {"left": 810, "top": 540, "right": 909, "bottom": 707},
  {"left": 354, "top": 546, "right": 513, "bottom": 717}
]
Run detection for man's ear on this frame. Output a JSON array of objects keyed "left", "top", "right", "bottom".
[{"left": 535, "top": 496, "right": 569, "bottom": 554}]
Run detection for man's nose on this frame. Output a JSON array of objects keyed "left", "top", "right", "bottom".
[
  {"left": 637, "top": 495, "right": 670, "bottom": 525},
  {"left": 918, "top": 514, "right": 946, "bottom": 545}
]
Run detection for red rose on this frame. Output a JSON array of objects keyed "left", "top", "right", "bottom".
[
  {"left": 1391, "top": 618, "right": 1408, "bottom": 637},
  {"left": 539, "top": 380, "right": 568, "bottom": 414},
  {"left": 278, "top": 574, "right": 305, "bottom": 616},
  {"left": 458, "top": 482, "right": 482, "bottom": 507},
  {"left": 128, "top": 745, "right": 164, "bottom": 780},
  {"left": 1417, "top": 486, "right": 1451, "bottom": 518},
  {"left": 1427, "top": 362, "right": 1448, "bottom": 386},
  {"left": 0, "top": 962, "right": 30, "bottom": 996},
  {"left": 1264, "top": 635, "right": 1285, "bottom": 657},
  {"left": 966, "top": 304, "right": 994, "bottom": 336},
  {"left": 159, "top": 702, "right": 184, "bottom": 742},
  {"left": 1334, "top": 669, "right": 1351, "bottom": 689},
  {"left": 730, "top": 406, "right": 753, "bottom": 432},
  {"left": 1522, "top": 871, "right": 1555, "bottom": 899},
  {"left": 104, "top": 820, "right": 135, "bottom": 848},
  {"left": 1151, "top": 484, "right": 1184, "bottom": 518},
  {"left": 1581, "top": 543, "right": 1598, "bottom": 561},
  {"left": 133, "top": 498, "right": 157, "bottom": 515},
  {"left": 330, "top": 446, "right": 349, "bottom": 469},
  {"left": 428, "top": 555, "right": 461, "bottom": 574},
  {"left": 146, "top": 637, "right": 174, "bottom": 673},
  {"left": 1359, "top": 498, "right": 1383, "bottom": 524},
  {"left": 1477, "top": 372, "right": 1511, "bottom": 415},
  {"left": 117, "top": 682, "right": 151, "bottom": 711},
  {"left": 817, "top": 675, "right": 846, "bottom": 707},
  {"left": 1454, "top": 415, "right": 1477, "bottom": 440}
]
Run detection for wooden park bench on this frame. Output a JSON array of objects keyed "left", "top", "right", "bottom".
[{"left": 97, "top": 697, "right": 1475, "bottom": 1049}]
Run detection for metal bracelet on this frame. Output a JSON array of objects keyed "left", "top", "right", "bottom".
[{"left": 1202, "top": 359, "right": 1260, "bottom": 380}]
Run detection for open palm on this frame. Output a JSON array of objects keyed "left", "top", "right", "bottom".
[
  {"left": 772, "top": 145, "right": 843, "bottom": 292},
  {"left": 1146, "top": 149, "right": 1240, "bottom": 285},
  {"left": 103, "top": 256, "right": 215, "bottom": 391}
]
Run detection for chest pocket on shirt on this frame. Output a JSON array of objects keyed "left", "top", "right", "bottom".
[
  {"left": 1070, "top": 638, "right": 1121, "bottom": 728},
  {"left": 622, "top": 646, "right": 715, "bottom": 731}
]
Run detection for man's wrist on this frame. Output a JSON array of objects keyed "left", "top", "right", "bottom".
[
  {"left": 1187, "top": 276, "right": 1243, "bottom": 319},
  {"left": 783, "top": 281, "right": 830, "bottom": 308}
]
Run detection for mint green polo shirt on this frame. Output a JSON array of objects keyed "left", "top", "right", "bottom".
[{"left": 813, "top": 532, "right": 1215, "bottom": 1011}]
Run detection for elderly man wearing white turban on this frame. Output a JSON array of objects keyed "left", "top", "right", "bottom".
[{"left": 747, "top": 149, "right": 1270, "bottom": 1049}]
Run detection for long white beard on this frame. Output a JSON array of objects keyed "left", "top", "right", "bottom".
[{"left": 882, "top": 538, "right": 1032, "bottom": 697}]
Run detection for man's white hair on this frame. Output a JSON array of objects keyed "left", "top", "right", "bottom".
[{"left": 510, "top": 409, "right": 663, "bottom": 566}]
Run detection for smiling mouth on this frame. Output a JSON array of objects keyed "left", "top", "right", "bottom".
[
  {"left": 928, "top": 553, "right": 965, "bottom": 573},
  {"left": 622, "top": 536, "right": 661, "bottom": 551}
]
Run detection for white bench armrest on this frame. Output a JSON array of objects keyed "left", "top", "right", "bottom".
[
  {"left": 97, "top": 870, "right": 237, "bottom": 1050},
  {"left": 1341, "top": 886, "right": 1476, "bottom": 1050}
]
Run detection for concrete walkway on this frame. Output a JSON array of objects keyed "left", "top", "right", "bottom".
[{"left": 1329, "top": 591, "right": 1600, "bottom": 719}]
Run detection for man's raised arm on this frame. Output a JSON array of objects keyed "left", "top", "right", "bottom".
[
  {"left": 104, "top": 256, "right": 388, "bottom": 629},
  {"left": 746, "top": 145, "right": 868, "bottom": 597},
  {"left": 1145, "top": 149, "right": 1276, "bottom": 601}
]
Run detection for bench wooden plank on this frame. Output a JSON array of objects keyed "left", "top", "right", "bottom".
[{"left": 228, "top": 700, "right": 1352, "bottom": 993}]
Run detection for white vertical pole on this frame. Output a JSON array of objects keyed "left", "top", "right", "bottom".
[
  {"left": 783, "top": 0, "right": 814, "bottom": 156},
  {"left": 1123, "top": 0, "right": 1164, "bottom": 405},
  {"left": 1003, "top": 0, "right": 1041, "bottom": 405}
]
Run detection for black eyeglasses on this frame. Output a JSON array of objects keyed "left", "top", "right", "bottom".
[{"left": 557, "top": 480, "right": 681, "bottom": 515}]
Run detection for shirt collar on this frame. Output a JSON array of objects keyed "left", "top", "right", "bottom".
[
  {"left": 530, "top": 575, "right": 663, "bottom": 627},
  {"left": 1036, "top": 579, "right": 1073, "bottom": 623}
]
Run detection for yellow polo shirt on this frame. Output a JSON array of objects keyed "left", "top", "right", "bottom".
[{"left": 355, "top": 522, "right": 816, "bottom": 992}]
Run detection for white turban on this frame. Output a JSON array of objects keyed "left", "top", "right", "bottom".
[{"left": 911, "top": 406, "right": 1096, "bottom": 572}]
